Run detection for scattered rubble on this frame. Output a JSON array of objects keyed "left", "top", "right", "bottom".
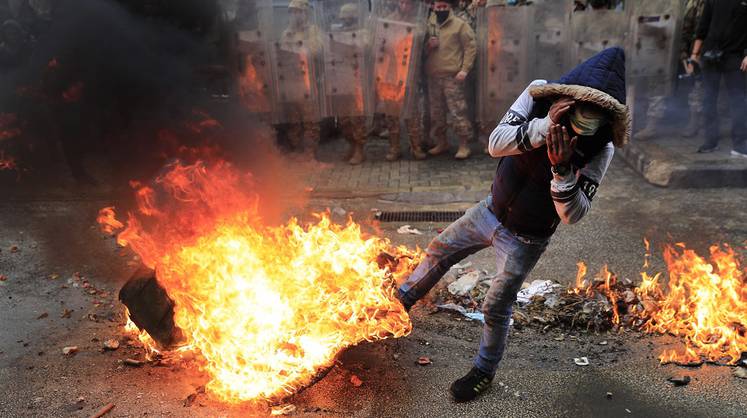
[
  {"left": 396, "top": 225, "right": 423, "bottom": 235},
  {"left": 436, "top": 303, "right": 485, "bottom": 323},
  {"left": 733, "top": 368, "right": 747, "bottom": 380},
  {"left": 103, "top": 339, "right": 120, "bottom": 351},
  {"left": 122, "top": 358, "right": 144, "bottom": 367},
  {"left": 0, "top": 274, "right": 7, "bottom": 282},
  {"left": 90, "top": 403, "right": 115, "bottom": 418},
  {"left": 36, "top": 312, "right": 48, "bottom": 320},
  {"left": 447, "top": 271, "right": 481, "bottom": 296},
  {"left": 350, "top": 374, "right": 363, "bottom": 387},
  {"left": 270, "top": 404, "right": 297, "bottom": 416},
  {"left": 573, "top": 357, "right": 590, "bottom": 366},
  {"left": 62, "top": 346, "right": 78, "bottom": 356},
  {"left": 667, "top": 375, "right": 691, "bottom": 387},
  {"left": 416, "top": 356, "right": 432, "bottom": 366},
  {"left": 516, "top": 280, "right": 562, "bottom": 305}
]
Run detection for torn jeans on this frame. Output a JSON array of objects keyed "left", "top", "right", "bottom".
[{"left": 398, "top": 196, "right": 549, "bottom": 375}]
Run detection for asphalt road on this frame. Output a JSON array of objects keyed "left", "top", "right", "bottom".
[{"left": 1, "top": 158, "right": 746, "bottom": 417}]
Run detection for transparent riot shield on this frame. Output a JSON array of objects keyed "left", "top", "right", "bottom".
[
  {"left": 570, "top": 8, "right": 628, "bottom": 66},
  {"left": 627, "top": 0, "right": 683, "bottom": 97},
  {"left": 232, "top": 0, "right": 274, "bottom": 115},
  {"left": 477, "top": 4, "right": 532, "bottom": 126},
  {"left": 532, "top": 1, "right": 571, "bottom": 82},
  {"left": 268, "top": 1, "right": 324, "bottom": 124},
  {"left": 369, "top": 0, "right": 426, "bottom": 118},
  {"left": 319, "top": 0, "right": 370, "bottom": 118}
]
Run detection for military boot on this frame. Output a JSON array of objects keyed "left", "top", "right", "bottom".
[
  {"left": 348, "top": 143, "right": 365, "bottom": 165},
  {"left": 385, "top": 135, "right": 401, "bottom": 162},
  {"left": 454, "top": 137, "right": 471, "bottom": 160},
  {"left": 428, "top": 140, "right": 450, "bottom": 156},
  {"left": 411, "top": 145, "right": 427, "bottom": 160}
]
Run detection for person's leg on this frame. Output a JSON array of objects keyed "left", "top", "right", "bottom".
[
  {"left": 405, "top": 115, "right": 427, "bottom": 160},
  {"left": 348, "top": 115, "right": 367, "bottom": 164},
  {"left": 427, "top": 76, "right": 449, "bottom": 155},
  {"left": 722, "top": 55, "right": 747, "bottom": 153},
  {"left": 384, "top": 115, "right": 401, "bottom": 161},
  {"left": 699, "top": 61, "right": 722, "bottom": 151},
  {"left": 473, "top": 225, "right": 549, "bottom": 375},
  {"left": 398, "top": 198, "right": 498, "bottom": 308},
  {"left": 443, "top": 77, "right": 473, "bottom": 159},
  {"left": 301, "top": 119, "right": 320, "bottom": 160}
]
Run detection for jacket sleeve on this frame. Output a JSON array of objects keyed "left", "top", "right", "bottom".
[
  {"left": 695, "top": 0, "right": 713, "bottom": 41},
  {"left": 550, "top": 142, "right": 614, "bottom": 225},
  {"left": 488, "top": 80, "right": 552, "bottom": 157},
  {"left": 460, "top": 22, "right": 477, "bottom": 73}
]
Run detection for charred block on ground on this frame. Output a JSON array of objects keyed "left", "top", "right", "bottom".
[{"left": 119, "top": 267, "right": 184, "bottom": 349}]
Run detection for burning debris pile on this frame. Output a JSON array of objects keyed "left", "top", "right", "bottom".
[
  {"left": 433, "top": 242, "right": 746, "bottom": 367},
  {"left": 100, "top": 160, "right": 421, "bottom": 404}
]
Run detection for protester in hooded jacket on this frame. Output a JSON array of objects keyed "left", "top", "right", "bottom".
[{"left": 397, "top": 47, "right": 630, "bottom": 403}]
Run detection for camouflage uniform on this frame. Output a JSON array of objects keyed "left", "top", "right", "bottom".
[
  {"left": 334, "top": 3, "right": 369, "bottom": 165},
  {"left": 279, "top": 0, "right": 322, "bottom": 158},
  {"left": 455, "top": 1, "right": 485, "bottom": 152},
  {"left": 428, "top": 76, "right": 472, "bottom": 143},
  {"left": 375, "top": 4, "right": 427, "bottom": 161},
  {"left": 425, "top": 9, "right": 476, "bottom": 159}
]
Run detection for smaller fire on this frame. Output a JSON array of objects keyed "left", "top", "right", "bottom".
[{"left": 573, "top": 241, "right": 746, "bottom": 366}]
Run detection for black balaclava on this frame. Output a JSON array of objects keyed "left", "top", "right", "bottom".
[{"left": 435, "top": 9, "right": 450, "bottom": 24}]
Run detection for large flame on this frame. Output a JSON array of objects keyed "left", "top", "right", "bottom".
[
  {"left": 573, "top": 242, "right": 746, "bottom": 365},
  {"left": 101, "top": 161, "right": 418, "bottom": 403},
  {"left": 638, "top": 243, "right": 746, "bottom": 365}
]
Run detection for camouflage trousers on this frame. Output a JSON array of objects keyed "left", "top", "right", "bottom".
[
  {"left": 338, "top": 116, "right": 367, "bottom": 145},
  {"left": 428, "top": 75, "right": 472, "bottom": 143},
  {"left": 282, "top": 102, "right": 320, "bottom": 152},
  {"left": 381, "top": 114, "right": 423, "bottom": 150}
]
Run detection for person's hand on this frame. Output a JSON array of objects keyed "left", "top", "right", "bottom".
[
  {"left": 428, "top": 36, "right": 439, "bottom": 50},
  {"left": 547, "top": 124, "right": 577, "bottom": 167},
  {"left": 548, "top": 97, "right": 575, "bottom": 124},
  {"left": 455, "top": 70, "right": 468, "bottom": 82},
  {"left": 741, "top": 56, "right": 747, "bottom": 72}
]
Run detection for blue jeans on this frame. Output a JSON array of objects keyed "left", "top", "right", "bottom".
[{"left": 398, "top": 197, "right": 549, "bottom": 375}]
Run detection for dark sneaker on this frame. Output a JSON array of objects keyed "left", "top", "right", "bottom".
[
  {"left": 697, "top": 143, "right": 719, "bottom": 153},
  {"left": 395, "top": 290, "right": 413, "bottom": 312},
  {"left": 449, "top": 367, "right": 494, "bottom": 402},
  {"left": 731, "top": 145, "right": 747, "bottom": 158}
]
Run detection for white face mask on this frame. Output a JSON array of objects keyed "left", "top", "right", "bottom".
[{"left": 569, "top": 105, "right": 607, "bottom": 136}]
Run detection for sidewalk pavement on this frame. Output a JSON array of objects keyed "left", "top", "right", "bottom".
[
  {"left": 621, "top": 133, "right": 747, "bottom": 188},
  {"left": 308, "top": 138, "right": 494, "bottom": 201}
]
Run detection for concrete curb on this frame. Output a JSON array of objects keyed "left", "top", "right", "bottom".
[{"left": 620, "top": 141, "right": 747, "bottom": 188}]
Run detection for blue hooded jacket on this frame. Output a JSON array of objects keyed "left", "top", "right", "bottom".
[{"left": 490, "top": 47, "right": 630, "bottom": 238}]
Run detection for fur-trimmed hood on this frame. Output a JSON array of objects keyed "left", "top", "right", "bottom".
[{"left": 529, "top": 47, "right": 630, "bottom": 148}]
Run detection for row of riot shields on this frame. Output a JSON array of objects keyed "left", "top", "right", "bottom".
[
  {"left": 477, "top": 0, "right": 683, "bottom": 128},
  {"left": 227, "top": 0, "right": 426, "bottom": 126}
]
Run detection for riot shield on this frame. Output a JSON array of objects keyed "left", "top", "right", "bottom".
[
  {"left": 369, "top": 0, "right": 426, "bottom": 118},
  {"left": 627, "top": 0, "right": 683, "bottom": 97},
  {"left": 319, "top": 0, "right": 370, "bottom": 118},
  {"left": 268, "top": 1, "right": 324, "bottom": 124},
  {"left": 477, "top": 4, "right": 532, "bottom": 126},
  {"left": 532, "top": 1, "right": 571, "bottom": 82},
  {"left": 570, "top": 8, "right": 628, "bottom": 66},
  {"left": 232, "top": 0, "right": 274, "bottom": 115}
]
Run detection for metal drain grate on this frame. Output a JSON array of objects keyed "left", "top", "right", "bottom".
[{"left": 375, "top": 211, "right": 465, "bottom": 223}]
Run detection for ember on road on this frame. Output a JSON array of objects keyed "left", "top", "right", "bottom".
[{"left": 1, "top": 1, "right": 747, "bottom": 418}]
